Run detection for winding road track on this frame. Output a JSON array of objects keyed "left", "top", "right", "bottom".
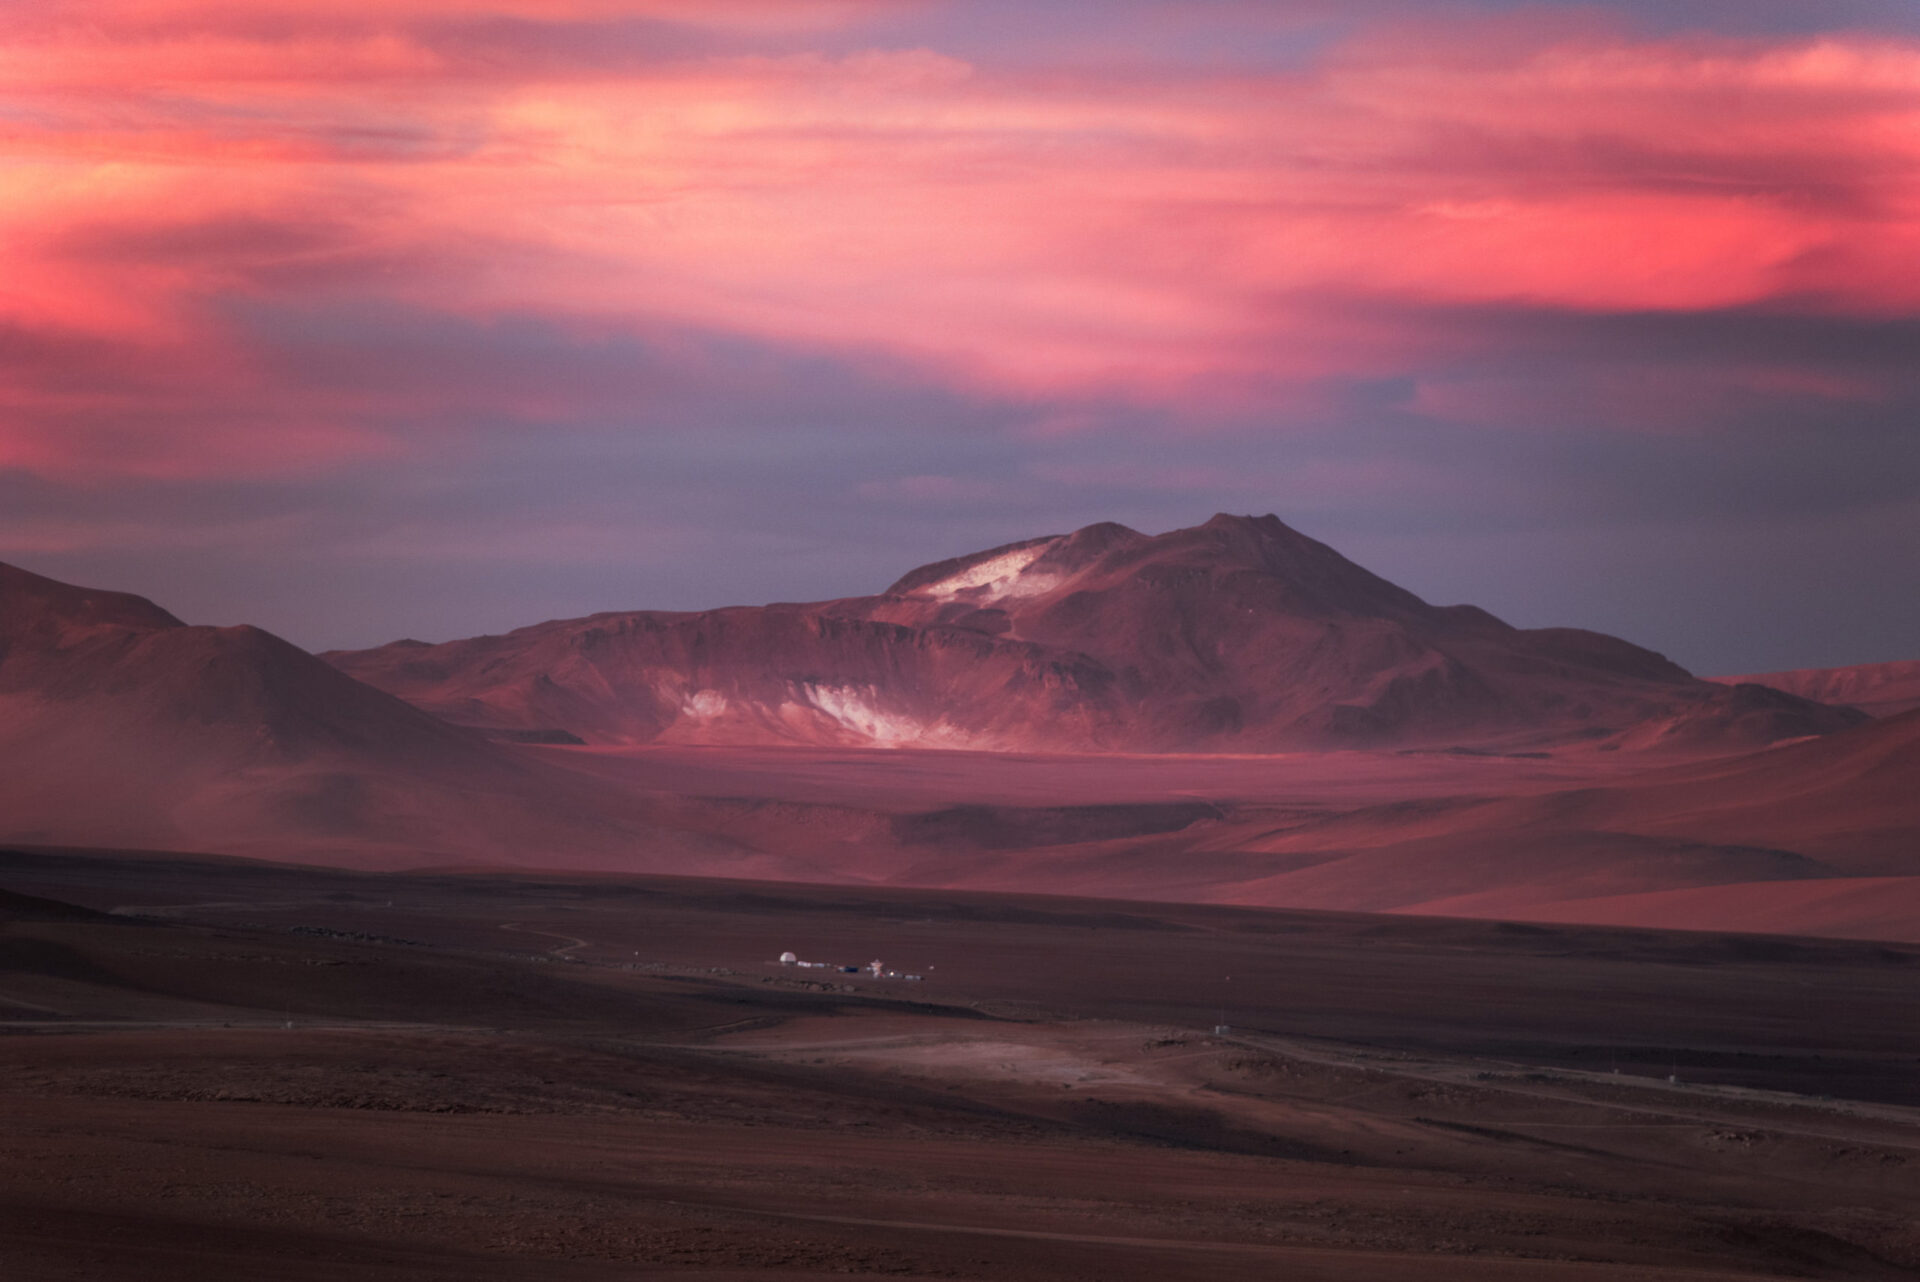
[{"left": 497, "top": 921, "right": 591, "bottom": 957}]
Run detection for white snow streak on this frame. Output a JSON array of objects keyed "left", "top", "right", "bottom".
[
  {"left": 796, "top": 683, "right": 926, "bottom": 746},
  {"left": 679, "top": 688, "right": 729, "bottom": 719},
  {"left": 914, "top": 542, "right": 1061, "bottom": 602}
]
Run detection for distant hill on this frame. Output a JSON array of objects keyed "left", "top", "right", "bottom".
[
  {"left": 1382, "top": 706, "right": 1920, "bottom": 938},
  {"left": 1711, "top": 659, "right": 1920, "bottom": 718},
  {"left": 0, "top": 563, "right": 763, "bottom": 874},
  {"left": 328, "top": 514, "right": 1861, "bottom": 754},
  {"left": 1079, "top": 708, "right": 1920, "bottom": 940}
]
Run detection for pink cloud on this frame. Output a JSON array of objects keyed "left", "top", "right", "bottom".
[
  {"left": 3, "top": 7, "right": 1918, "bottom": 478},
  {"left": 22, "top": 0, "right": 910, "bottom": 32}
]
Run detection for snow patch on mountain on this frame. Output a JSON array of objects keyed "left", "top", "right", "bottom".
[
  {"left": 679, "top": 689, "right": 729, "bottom": 719},
  {"left": 913, "top": 543, "right": 1060, "bottom": 602},
  {"left": 794, "top": 682, "right": 926, "bottom": 746}
]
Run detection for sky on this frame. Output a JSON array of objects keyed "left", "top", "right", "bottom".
[{"left": 3, "top": 0, "right": 1917, "bottom": 673}]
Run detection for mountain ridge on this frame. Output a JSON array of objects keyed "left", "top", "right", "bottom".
[
  {"left": 1712, "top": 659, "right": 1920, "bottom": 719},
  {"left": 326, "top": 513, "right": 1862, "bottom": 755}
]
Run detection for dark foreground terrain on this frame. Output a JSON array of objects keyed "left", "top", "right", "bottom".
[{"left": 5, "top": 847, "right": 1920, "bottom": 1280}]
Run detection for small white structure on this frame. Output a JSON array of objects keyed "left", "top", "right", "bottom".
[
  {"left": 779, "top": 951, "right": 798, "bottom": 966},
  {"left": 868, "top": 958, "right": 884, "bottom": 977}
]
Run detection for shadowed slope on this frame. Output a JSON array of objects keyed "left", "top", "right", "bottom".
[{"left": 0, "top": 564, "right": 767, "bottom": 873}]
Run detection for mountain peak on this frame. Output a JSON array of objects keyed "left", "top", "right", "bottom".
[
  {"left": 1192, "top": 512, "right": 1327, "bottom": 556},
  {"left": 1201, "top": 511, "right": 1288, "bottom": 533},
  {"left": 1066, "top": 519, "right": 1146, "bottom": 545}
]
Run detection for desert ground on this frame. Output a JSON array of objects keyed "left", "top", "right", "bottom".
[{"left": 6, "top": 846, "right": 1920, "bottom": 1280}]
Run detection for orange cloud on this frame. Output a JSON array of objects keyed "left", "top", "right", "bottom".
[
  {"left": 24, "top": 0, "right": 911, "bottom": 31},
  {"left": 3, "top": 7, "right": 1918, "bottom": 478}
]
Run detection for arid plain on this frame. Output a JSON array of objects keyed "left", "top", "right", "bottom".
[{"left": 6, "top": 848, "right": 1920, "bottom": 1280}]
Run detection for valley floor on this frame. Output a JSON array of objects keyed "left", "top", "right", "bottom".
[{"left": 5, "top": 849, "right": 1920, "bottom": 1280}]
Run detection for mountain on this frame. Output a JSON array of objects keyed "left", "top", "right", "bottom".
[
  {"left": 0, "top": 563, "right": 765, "bottom": 873},
  {"left": 327, "top": 514, "right": 1862, "bottom": 754},
  {"left": 0, "top": 562, "right": 486, "bottom": 766},
  {"left": 1712, "top": 660, "right": 1920, "bottom": 718}
]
